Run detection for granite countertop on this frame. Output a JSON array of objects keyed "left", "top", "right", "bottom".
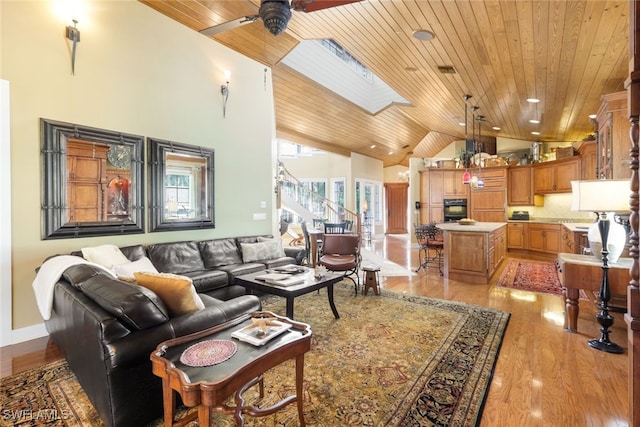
[
  {"left": 437, "top": 222, "right": 506, "bottom": 233},
  {"left": 507, "top": 218, "right": 594, "bottom": 231}
]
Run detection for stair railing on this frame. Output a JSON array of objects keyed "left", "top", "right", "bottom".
[{"left": 276, "top": 162, "right": 361, "bottom": 233}]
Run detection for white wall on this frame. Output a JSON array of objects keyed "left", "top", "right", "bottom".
[{"left": 1, "top": 1, "right": 276, "bottom": 339}]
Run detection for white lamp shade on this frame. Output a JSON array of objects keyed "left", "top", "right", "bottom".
[{"left": 571, "top": 180, "right": 629, "bottom": 212}]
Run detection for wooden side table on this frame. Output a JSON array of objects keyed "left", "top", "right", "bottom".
[
  {"left": 556, "top": 253, "right": 631, "bottom": 332},
  {"left": 151, "top": 312, "right": 312, "bottom": 426}
]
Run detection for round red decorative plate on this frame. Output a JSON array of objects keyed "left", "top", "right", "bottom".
[{"left": 179, "top": 339, "right": 237, "bottom": 367}]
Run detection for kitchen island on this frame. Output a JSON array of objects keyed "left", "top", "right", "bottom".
[{"left": 437, "top": 222, "right": 507, "bottom": 284}]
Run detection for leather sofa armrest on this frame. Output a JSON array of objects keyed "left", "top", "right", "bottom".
[
  {"left": 284, "top": 246, "right": 305, "bottom": 265},
  {"left": 169, "top": 294, "right": 261, "bottom": 337}
]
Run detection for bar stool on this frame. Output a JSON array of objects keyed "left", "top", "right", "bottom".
[{"left": 361, "top": 263, "right": 381, "bottom": 296}]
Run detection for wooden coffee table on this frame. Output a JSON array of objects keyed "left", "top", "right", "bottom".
[
  {"left": 235, "top": 268, "right": 345, "bottom": 319},
  {"left": 150, "top": 311, "right": 312, "bottom": 426}
]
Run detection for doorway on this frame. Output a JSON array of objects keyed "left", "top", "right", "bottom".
[{"left": 384, "top": 183, "right": 408, "bottom": 234}]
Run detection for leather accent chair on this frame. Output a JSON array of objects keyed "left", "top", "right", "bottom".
[{"left": 318, "top": 233, "right": 361, "bottom": 294}]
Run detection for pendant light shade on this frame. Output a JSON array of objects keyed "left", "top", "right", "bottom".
[{"left": 462, "top": 170, "right": 471, "bottom": 184}]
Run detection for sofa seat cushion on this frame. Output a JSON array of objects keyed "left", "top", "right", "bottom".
[
  {"left": 179, "top": 269, "right": 229, "bottom": 293},
  {"left": 259, "top": 256, "right": 298, "bottom": 269},
  {"left": 78, "top": 275, "right": 170, "bottom": 330},
  {"left": 198, "top": 238, "right": 243, "bottom": 268},
  {"left": 133, "top": 272, "right": 205, "bottom": 317},
  {"left": 146, "top": 241, "right": 205, "bottom": 275},
  {"left": 215, "top": 263, "right": 266, "bottom": 280}
]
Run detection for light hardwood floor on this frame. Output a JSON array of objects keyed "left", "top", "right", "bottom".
[{"left": 0, "top": 234, "right": 629, "bottom": 426}]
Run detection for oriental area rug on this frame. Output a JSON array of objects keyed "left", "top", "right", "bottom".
[
  {"left": 0, "top": 284, "right": 510, "bottom": 427},
  {"left": 496, "top": 258, "right": 588, "bottom": 299}
]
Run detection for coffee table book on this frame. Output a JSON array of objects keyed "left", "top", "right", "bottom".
[
  {"left": 254, "top": 272, "right": 305, "bottom": 287},
  {"left": 231, "top": 319, "right": 292, "bottom": 346}
]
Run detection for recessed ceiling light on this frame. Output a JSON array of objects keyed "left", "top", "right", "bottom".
[
  {"left": 459, "top": 122, "right": 466, "bottom": 126},
  {"left": 589, "top": 114, "right": 597, "bottom": 119},
  {"left": 529, "top": 119, "right": 540, "bottom": 124},
  {"left": 388, "top": 151, "right": 394, "bottom": 155},
  {"left": 527, "top": 98, "right": 541, "bottom": 103},
  {"left": 492, "top": 126, "right": 501, "bottom": 131},
  {"left": 370, "top": 144, "right": 376, "bottom": 149},
  {"left": 531, "top": 131, "right": 541, "bottom": 135},
  {"left": 412, "top": 29, "right": 435, "bottom": 41}
]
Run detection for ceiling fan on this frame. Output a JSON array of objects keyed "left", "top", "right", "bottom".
[{"left": 199, "top": 0, "right": 361, "bottom": 37}]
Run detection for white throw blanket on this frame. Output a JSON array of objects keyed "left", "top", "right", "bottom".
[{"left": 32, "top": 255, "right": 115, "bottom": 320}]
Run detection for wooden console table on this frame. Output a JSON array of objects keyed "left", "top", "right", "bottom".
[{"left": 556, "top": 253, "right": 631, "bottom": 332}]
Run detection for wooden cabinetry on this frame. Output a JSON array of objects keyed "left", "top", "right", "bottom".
[
  {"left": 419, "top": 169, "right": 450, "bottom": 224},
  {"left": 489, "top": 226, "right": 507, "bottom": 276},
  {"left": 578, "top": 140, "right": 598, "bottom": 179},
  {"left": 507, "top": 222, "right": 526, "bottom": 249},
  {"left": 532, "top": 157, "right": 580, "bottom": 194},
  {"left": 596, "top": 91, "right": 631, "bottom": 179},
  {"left": 527, "top": 223, "right": 561, "bottom": 254},
  {"left": 443, "top": 170, "right": 469, "bottom": 198},
  {"left": 66, "top": 140, "right": 109, "bottom": 222},
  {"left": 469, "top": 166, "right": 506, "bottom": 222},
  {"left": 507, "top": 165, "right": 534, "bottom": 205}
]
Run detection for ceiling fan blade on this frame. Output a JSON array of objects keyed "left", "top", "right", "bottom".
[
  {"left": 291, "top": 0, "right": 362, "bottom": 13},
  {"left": 199, "top": 15, "right": 260, "bottom": 36}
]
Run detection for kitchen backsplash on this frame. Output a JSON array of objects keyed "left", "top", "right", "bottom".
[{"left": 507, "top": 193, "right": 596, "bottom": 222}]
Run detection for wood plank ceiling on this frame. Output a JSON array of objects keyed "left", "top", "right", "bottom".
[{"left": 140, "top": 0, "right": 629, "bottom": 167}]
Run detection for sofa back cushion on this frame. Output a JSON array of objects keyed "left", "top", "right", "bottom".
[
  {"left": 78, "top": 275, "right": 170, "bottom": 331},
  {"left": 240, "top": 239, "right": 286, "bottom": 262},
  {"left": 198, "top": 238, "right": 243, "bottom": 268},
  {"left": 146, "top": 241, "right": 205, "bottom": 274}
]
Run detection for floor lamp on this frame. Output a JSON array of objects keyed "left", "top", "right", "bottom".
[{"left": 571, "top": 179, "right": 629, "bottom": 354}]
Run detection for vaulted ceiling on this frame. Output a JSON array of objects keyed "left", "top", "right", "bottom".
[{"left": 140, "top": 0, "right": 629, "bottom": 167}]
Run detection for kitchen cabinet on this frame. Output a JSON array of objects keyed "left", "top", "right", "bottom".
[
  {"left": 419, "top": 169, "right": 445, "bottom": 224},
  {"left": 439, "top": 222, "right": 506, "bottom": 284},
  {"left": 66, "top": 140, "right": 109, "bottom": 222},
  {"left": 507, "top": 222, "right": 526, "bottom": 249},
  {"left": 469, "top": 166, "right": 506, "bottom": 222},
  {"left": 533, "top": 157, "right": 580, "bottom": 194},
  {"left": 443, "top": 170, "right": 469, "bottom": 198},
  {"left": 596, "top": 91, "right": 631, "bottom": 179},
  {"left": 578, "top": 139, "right": 598, "bottom": 179},
  {"left": 527, "top": 223, "right": 561, "bottom": 254},
  {"left": 507, "top": 165, "right": 534, "bottom": 205},
  {"left": 489, "top": 226, "right": 507, "bottom": 275}
]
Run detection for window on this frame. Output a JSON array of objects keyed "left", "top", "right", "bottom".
[
  {"left": 331, "top": 178, "right": 345, "bottom": 214},
  {"left": 355, "top": 179, "right": 382, "bottom": 223}
]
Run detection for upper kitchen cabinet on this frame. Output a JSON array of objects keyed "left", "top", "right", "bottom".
[
  {"left": 596, "top": 91, "right": 631, "bottom": 179},
  {"left": 533, "top": 157, "right": 580, "bottom": 194},
  {"left": 578, "top": 139, "right": 598, "bottom": 179},
  {"left": 443, "top": 170, "right": 469, "bottom": 198}
]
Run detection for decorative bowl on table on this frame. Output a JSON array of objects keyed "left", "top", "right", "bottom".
[{"left": 457, "top": 218, "right": 476, "bottom": 225}]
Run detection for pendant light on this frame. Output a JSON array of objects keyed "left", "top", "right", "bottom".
[
  {"left": 462, "top": 95, "right": 472, "bottom": 185},
  {"left": 476, "top": 115, "right": 485, "bottom": 188}
]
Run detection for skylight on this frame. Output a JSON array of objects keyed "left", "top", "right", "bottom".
[{"left": 281, "top": 39, "right": 410, "bottom": 114}]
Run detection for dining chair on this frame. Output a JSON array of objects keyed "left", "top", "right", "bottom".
[
  {"left": 324, "top": 222, "right": 346, "bottom": 234},
  {"left": 318, "top": 233, "right": 361, "bottom": 295}
]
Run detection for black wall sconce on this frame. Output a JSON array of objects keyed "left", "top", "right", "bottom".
[{"left": 65, "top": 19, "right": 80, "bottom": 75}]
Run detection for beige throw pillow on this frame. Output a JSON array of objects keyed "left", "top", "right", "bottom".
[
  {"left": 133, "top": 272, "right": 205, "bottom": 317},
  {"left": 82, "top": 244, "right": 130, "bottom": 270},
  {"left": 241, "top": 239, "right": 286, "bottom": 262}
]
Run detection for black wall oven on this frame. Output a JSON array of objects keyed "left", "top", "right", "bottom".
[{"left": 443, "top": 198, "right": 468, "bottom": 221}]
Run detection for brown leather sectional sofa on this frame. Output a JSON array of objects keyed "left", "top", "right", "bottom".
[{"left": 46, "top": 235, "right": 304, "bottom": 427}]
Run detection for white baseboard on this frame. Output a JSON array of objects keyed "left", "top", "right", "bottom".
[{"left": 1, "top": 323, "right": 48, "bottom": 347}]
